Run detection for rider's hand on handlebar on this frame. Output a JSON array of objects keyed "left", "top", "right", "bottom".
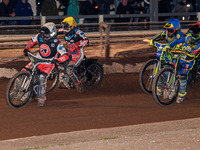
[
  {"left": 24, "top": 48, "right": 30, "bottom": 56},
  {"left": 51, "top": 59, "right": 59, "bottom": 64},
  {"left": 163, "top": 45, "right": 170, "bottom": 52},
  {"left": 149, "top": 39, "right": 154, "bottom": 46}
]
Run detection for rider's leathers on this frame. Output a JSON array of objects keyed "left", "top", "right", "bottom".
[
  {"left": 58, "top": 28, "right": 89, "bottom": 85},
  {"left": 153, "top": 29, "right": 184, "bottom": 43},
  {"left": 152, "top": 29, "right": 184, "bottom": 63},
  {"left": 169, "top": 33, "right": 200, "bottom": 97},
  {"left": 24, "top": 33, "right": 69, "bottom": 101}
]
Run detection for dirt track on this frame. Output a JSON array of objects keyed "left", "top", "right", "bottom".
[
  {"left": 0, "top": 42, "right": 200, "bottom": 143},
  {"left": 1, "top": 72, "right": 200, "bottom": 141}
]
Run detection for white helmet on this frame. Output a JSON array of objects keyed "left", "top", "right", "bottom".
[{"left": 40, "top": 22, "right": 57, "bottom": 41}]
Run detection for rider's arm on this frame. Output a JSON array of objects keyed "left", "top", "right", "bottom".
[
  {"left": 67, "top": 30, "right": 89, "bottom": 52},
  {"left": 56, "top": 42, "right": 69, "bottom": 63},
  {"left": 152, "top": 31, "right": 165, "bottom": 41},
  {"left": 76, "top": 30, "right": 89, "bottom": 48},
  {"left": 169, "top": 36, "right": 186, "bottom": 48},
  {"left": 25, "top": 34, "right": 39, "bottom": 50}
]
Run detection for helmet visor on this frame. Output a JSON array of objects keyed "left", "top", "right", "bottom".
[
  {"left": 61, "top": 22, "right": 70, "bottom": 30},
  {"left": 41, "top": 27, "right": 50, "bottom": 39},
  {"left": 167, "top": 29, "right": 176, "bottom": 37},
  {"left": 167, "top": 29, "right": 176, "bottom": 33}
]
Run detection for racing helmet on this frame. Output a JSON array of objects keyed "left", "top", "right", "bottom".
[
  {"left": 163, "top": 19, "right": 181, "bottom": 38},
  {"left": 40, "top": 22, "right": 57, "bottom": 42},
  {"left": 188, "top": 23, "right": 200, "bottom": 44},
  {"left": 61, "top": 17, "right": 77, "bottom": 37}
]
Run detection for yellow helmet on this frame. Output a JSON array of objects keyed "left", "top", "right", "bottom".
[{"left": 61, "top": 17, "right": 77, "bottom": 29}]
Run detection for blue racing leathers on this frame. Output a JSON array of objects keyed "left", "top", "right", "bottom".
[
  {"left": 169, "top": 34, "right": 200, "bottom": 97},
  {"left": 152, "top": 30, "right": 184, "bottom": 63}
]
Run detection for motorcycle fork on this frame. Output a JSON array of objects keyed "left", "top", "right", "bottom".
[{"left": 154, "top": 61, "right": 161, "bottom": 75}]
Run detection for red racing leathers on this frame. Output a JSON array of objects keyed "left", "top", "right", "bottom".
[
  {"left": 24, "top": 32, "right": 69, "bottom": 74},
  {"left": 24, "top": 32, "right": 69, "bottom": 102},
  {"left": 58, "top": 28, "right": 89, "bottom": 86}
]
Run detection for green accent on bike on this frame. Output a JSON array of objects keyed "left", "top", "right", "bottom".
[
  {"left": 168, "top": 74, "right": 174, "bottom": 85},
  {"left": 155, "top": 66, "right": 159, "bottom": 74}
]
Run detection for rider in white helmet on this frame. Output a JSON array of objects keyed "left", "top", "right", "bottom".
[{"left": 23, "top": 22, "right": 70, "bottom": 106}]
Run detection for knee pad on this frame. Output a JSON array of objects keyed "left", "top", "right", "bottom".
[
  {"left": 38, "top": 73, "right": 47, "bottom": 84},
  {"left": 37, "top": 73, "right": 47, "bottom": 99}
]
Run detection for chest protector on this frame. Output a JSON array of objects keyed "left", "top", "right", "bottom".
[{"left": 37, "top": 34, "right": 59, "bottom": 58}]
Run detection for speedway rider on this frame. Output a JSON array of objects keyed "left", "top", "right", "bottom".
[
  {"left": 151, "top": 19, "right": 184, "bottom": 97},
  {"left": 58, "top": 16, "right": 89, "bottom": 93},
  {"left": 152, "top": 19, "right": 184, "bottom": 45},
  {"left": 23, "top": 22, "right": 70, "bottom": 106},
  {"left": 164, "top": 23, "right": 200, "bottom": 103}
]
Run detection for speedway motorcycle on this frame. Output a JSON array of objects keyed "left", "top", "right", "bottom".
[
  {"left": 152, "top": 48, "right": 200, "bottom": 106},
  {"left": 46, "top": 55, "right": 104, "bottom": 92},
  {"left": 6, "top": 52, "right": 103, "bottom": 108},
  {"left": 139, "top": 40, "right": 171, "bottom": 94}
]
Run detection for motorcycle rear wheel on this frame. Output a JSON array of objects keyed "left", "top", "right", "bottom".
[{"left": 83, "top": 61, "right": 104, "bottom": 90}]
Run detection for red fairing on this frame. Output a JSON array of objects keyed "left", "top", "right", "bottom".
[
  {"left": 38, "top": 64, "right": 54, "bottom": 75},
  {"left": 57, "top": 55, "right": 69, "bottom": 63}
]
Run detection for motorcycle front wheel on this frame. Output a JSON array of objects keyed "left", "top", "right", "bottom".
[
  {"left": 152, "top": 67, "right": 179, "bottom": 106},
  {"left": 139, "top": 59, "right": 159, "bottom": 94},
  {"left": 6, "top": 71, "right": 33, "bottom": 108}
]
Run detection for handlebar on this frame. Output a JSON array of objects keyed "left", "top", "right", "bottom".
[
  {"left": 27, "top": 52, "right": 57, "bottom": 64},
  {"left": 150, "top": 39, "right": 168, "bottom": 50}
]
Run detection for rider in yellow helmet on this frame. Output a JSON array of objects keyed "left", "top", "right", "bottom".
[{"left": 58, "top": 17, "right": 89, "bottom": 93}]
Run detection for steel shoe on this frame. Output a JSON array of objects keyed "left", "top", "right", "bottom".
[
  {"left": 176, "top": 96, "right": 184, "bottom": 104},
  {"left": 37, "top": 98, "right": 46, "bottom": 107},
  {"left": 76, "top": 84, "right": 84, "bottom": 93}
]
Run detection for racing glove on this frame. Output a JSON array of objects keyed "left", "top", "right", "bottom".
[
  {"left": 24, "top": 48, "right": 30, "bottom": 56},
  {"left": 51, "top": 59, "right": 59, "bottom": 64},
  {"left": 163, "top": 45, "right": 170, "bottom": 52}
]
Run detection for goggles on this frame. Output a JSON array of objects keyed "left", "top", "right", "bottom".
[
  {"left": 167, "top": 29, "right": 176, "bottom": 33},
  {"left": 41, "top": 27, "right": 51, "bottom": 38},
  {"left": 61, "top": 22, "right": 70, "bottom": 29}
]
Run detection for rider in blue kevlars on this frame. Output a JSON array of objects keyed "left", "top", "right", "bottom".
[
  {"left": 152, "top": 18, "right": 184, "bottom": 44},
  {"left": 165, "top": 23, "right": 200, "bottom": 103},
  {"left": 151, "top": 19, "right": 184, "bottom": 62}
]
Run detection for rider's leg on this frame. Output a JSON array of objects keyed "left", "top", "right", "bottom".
[
  {"left": 37, "top": 73, "right": 47, "bottom": 106},
  {"left": 176, "top": 59, "right": 194, "bottom": 103},
  {"left": 66, "top": 64, "right": 83, "bottom": 93},
  {"left": 65, "top": 49, "right": 84, "bottom": 93},
  {"left": 37, "top": 64, "right": 54, "bottom": 106},
  {"left": 176, "top": 75, "right": 187, "bottom": 103}
]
